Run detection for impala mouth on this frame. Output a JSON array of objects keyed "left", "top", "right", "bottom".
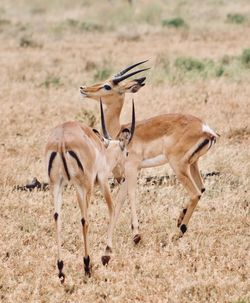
[{"left": 80, "top": 87, "right": 87, "bottom": 97}]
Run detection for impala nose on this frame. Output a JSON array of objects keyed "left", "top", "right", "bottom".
[{"left": 80, "top": 86, "right": 87, "bottom": 96}]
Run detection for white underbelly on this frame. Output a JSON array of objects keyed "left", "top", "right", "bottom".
[{"left": 140, "top": 154, "right": 168, "bottom": 169}]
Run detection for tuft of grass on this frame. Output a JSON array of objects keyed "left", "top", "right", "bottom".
[
  {"left": 161, "top": 17, "right": 187, "bottom": 28},
  {"left": 66, "top": 18, "right": 103, "bottom": 32},
  {"left": 241, "top": 48, "right": 250, "bottom": 68},
  {"left": 215, "top": 65, "right": 224, "bottom": 77},
  {"left": 227, "top": 13, "right": 246, "bottom": 24},
  {"left": 40, "top": 75, "right": 62, "bottom": 89},
  {"left": 53, "top": 18, "right": 103, "bottom": 36},
  {"left": 19, "top": 36, "right": 42, "bottom": 48}
]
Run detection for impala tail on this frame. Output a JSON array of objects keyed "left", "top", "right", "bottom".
[{"left": 188, "top": 123, "right": 219, "bottom": 164}]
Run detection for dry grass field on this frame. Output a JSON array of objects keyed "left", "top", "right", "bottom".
[{"left": 0, "top": 0, "right": 249, "bottom": 302}]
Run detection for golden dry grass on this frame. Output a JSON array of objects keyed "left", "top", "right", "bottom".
[{"left": 0, "top": 1, "right": 249, "bottom": 302}]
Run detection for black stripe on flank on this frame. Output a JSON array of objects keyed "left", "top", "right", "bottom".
[
  {"left": 68, "top": 150, "right": 84, "bottom": 172},
  {"left": 48, "top": 152, "right": 57, "bottom": 178},
  {"left": 61, "top": 153, "right": 70, "bottom": 181},
  {"left": 190, "top": 139, "right": 209, "bottom": 159}
]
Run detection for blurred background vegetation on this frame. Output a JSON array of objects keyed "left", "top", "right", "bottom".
[{"left": 0, "top": 0, "right": 250, "bottom": 86}]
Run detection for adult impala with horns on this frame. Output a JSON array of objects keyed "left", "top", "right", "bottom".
[
  {"left": 80, "top": 61, "right": 218, "bottom": 244},
  {"left": 45, "top": 99, "right": 135, "bottom": 282}
]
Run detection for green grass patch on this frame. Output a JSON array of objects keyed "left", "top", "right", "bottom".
[
  {"left": 241, "top": 48, "right": 250, "bottom": 68},
  {"left": 52, "top": 18, "right": 103, "bottom": 36},
  {"left": 174, "top": 57, "right": 206, "bottom": 72},
  {"left": 40, "top": 75, "right": 62, "bottom": 89},
  {"left": 152, "top": 48, "right": 250, "bottom": 85},
  {"left": 161, "top": 17, "right": 187, "bottom": 28},
  {"left": 227, "top": 13, "right": 246, "bottom": 24}
]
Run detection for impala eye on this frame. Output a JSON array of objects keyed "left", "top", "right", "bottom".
[{"left": 103, "top": 84, "right": 112, "bottom": 91}]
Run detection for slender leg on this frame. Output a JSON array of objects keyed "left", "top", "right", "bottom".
[
  {"left": 52, "top": 179, "right": 65, "bottom": 283},
  {"left": 76, "top": 184, "right": 91, "bottom": 277},
  {"left": 170, "top": 160, "right": 201, "bottom": 236},
  {"left": 190, "top": 161, "right": 205, "bottom": 193},
  {"left": 99, "top": 180, "right": 115, "bottom": 266},
  {"left": 125, "top": 163, "right": 140, "bottom": 244},
  {"left": 112, "top": 179, "right": 128, "bottom": 229},
  {"left": 112, "top": 161, "right": 140, "bottom": 244}
]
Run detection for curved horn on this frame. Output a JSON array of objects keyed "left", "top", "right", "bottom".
[
  {"left": 128, "top": 99, "right": 136, "bottom": 144},
  {"left": 114, "top": 60, "right": 149, "bottom": 77},
  {"left": 100, "top": 98, "right": 112, "bottom": 140},
  {"left": 112, "top": 68, "right": 150, "bottom": 85}
]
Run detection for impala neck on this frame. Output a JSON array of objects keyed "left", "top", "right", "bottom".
[{"left": 104, "top": 95, "right": 124, "bottom": 138}]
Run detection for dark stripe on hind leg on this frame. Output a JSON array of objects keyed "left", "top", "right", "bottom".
[
  {"left": 68, "top": 150, "right": 84, "bottom": 172},
  {"left": 48, "top": 152, "right": 57, "bottom": 177},
  {"left": 190, "top": 139, "right": 209, "bottom": 159},
  {"left": 61, "top": 153, "right": 70, "bottom": 181}
]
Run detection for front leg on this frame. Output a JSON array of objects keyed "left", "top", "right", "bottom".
[{"left": 99, "top": 179, "right": 115, "bottom": 266}]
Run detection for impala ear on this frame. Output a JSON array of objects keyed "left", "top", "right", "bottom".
[
  {"left": 129, "top": 84, "right": 143, "bottom": 93},
  {"left": 127, "top": 77, "right": 146, "bottom": 93}
]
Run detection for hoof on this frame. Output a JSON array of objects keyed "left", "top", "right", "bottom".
[
  {"left": 180, "top": 224, "right": 187, "bottom": 234},
  {"left": 101, "top": 255, "right": 111, "bottom": 266},
  {"left": 177, "top": 208, "right": 187, "bottom": 227},
  {"left": 133, "top": 234, "right": 141, "bottom": 245},
  {"left": 58, "top": 272, "right": 65, "bottom": 284}
]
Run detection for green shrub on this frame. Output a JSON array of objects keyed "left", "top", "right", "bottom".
[
  {"left": 241, "top": 48, "right": 250, "bottom": 68},
  {"left": 80, "top": 21, "right": 103, "bottom": 32},
  {"left": 227, "top": 13, "right": 246, "bottom": 24},
  {"left": 161, "top": 17, "right": 187, "bottom": 28},
  {"left": 215, "top": 66, "right": 224, "bottom": 77},
  {"left": 54, "top": 18, "right": 103, "bottom": 34},
  {"left": 174, "top": 57, "right": 205, "bottom": 72}
]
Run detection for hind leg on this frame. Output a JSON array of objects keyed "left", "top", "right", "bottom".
[
  {"left": 51, "top": 179, "right": 65, "bottom": 283},
  {"left": 190, "top": 161, "right": 205, "bottom": 193},
  {"left": 169, "top": 159, "right": 202, "bottom": 235},
  {"left": 76, "top": 184, "right": 91, "bottom": 277}
]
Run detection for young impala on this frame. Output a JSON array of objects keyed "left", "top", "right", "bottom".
[
  {"left": 45, "top": 100, "right": 135, "bottom": 282},
  {"left": 80, "top": 61, "right": 218, "bottom": 243}
]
